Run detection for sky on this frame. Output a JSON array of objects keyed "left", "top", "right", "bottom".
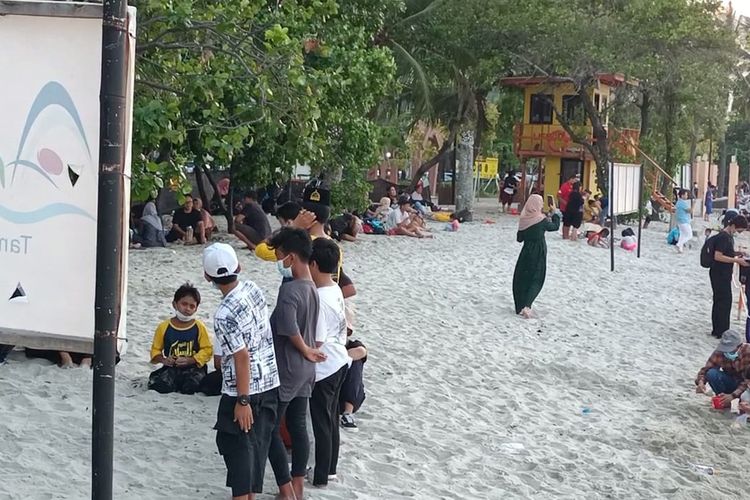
[{"left": 730, "top": 0, "right": 750, "bottom": 17}]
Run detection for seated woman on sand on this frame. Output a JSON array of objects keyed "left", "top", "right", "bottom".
[
  {"left": 387, "top": 185, "right": 399, "bottom": 207},
  {"left": 583, "top": 199, "right": 599, "bottom": 224},
  {"left": 138, "top": 201, "right": 167, "bottom": 248},
  {"left": 193, "top": 197, "right": 216, "bottom": 242}
]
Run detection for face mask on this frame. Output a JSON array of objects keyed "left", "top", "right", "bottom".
[
  {"left": 724, "top": 351, "right": 740, "bottom": 361},
  {"left": 277, "top": 257, "right": 293, "bottom": 279},
  {"left": 174, "top": 308, "right": 196, "bottom": 322}
]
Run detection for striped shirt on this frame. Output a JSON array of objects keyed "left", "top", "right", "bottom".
[{"left": 214, "top": 281, "right": 279, "bottom": 396}]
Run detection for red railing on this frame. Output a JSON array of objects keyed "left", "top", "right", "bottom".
[{"left": 513, "top": 123, "right": 640, "bottom": 161}]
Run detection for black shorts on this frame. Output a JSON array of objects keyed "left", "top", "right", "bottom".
[
  {"left": 563, "top": 212, "right": 583, "bottom": 228},
  {"left": 235, "top": 223, "right": 266, "bottom": 245},
  {"left": 215, "top": 389, "right": 279, "bottom": 496}
]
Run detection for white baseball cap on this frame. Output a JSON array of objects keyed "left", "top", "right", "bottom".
[{"left": 203, "top": 243, "right": 239, "bottom": 278}]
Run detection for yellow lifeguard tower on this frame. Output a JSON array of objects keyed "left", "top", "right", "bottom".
[{"left": 500, "top": 74, "right": 640, "bottom": 202}]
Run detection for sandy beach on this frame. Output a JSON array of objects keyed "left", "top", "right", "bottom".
[{"left": 2, "top": 202, "right": 750, "bottom": 499}]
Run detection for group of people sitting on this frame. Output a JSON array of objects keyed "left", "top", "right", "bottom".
[
  {"left": 144, "top": 182, "right": 369, "bottom": 500},
  {"left": 360, "top": 185, "right": 438, "bottom": 238},
  {"left": 130, "top": 196, "right": 217, "bottom": 248}
]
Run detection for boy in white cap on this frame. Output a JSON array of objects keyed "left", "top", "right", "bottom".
[
  {"left": 203, "top": 242, "right": 280, "bottom": 500},
  {"left": 695, "top": 329, "right": 750, "bottom": 408}
]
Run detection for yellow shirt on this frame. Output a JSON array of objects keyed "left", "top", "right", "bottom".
[
  {"left": 149, "top": 319, "right": 213, "bottom": 367},
  {"left": 254, "top": 241, "right": 277, "bottom": 262},
  {"left": 255, "top": 233, "right": 344, "bottom": 282}
]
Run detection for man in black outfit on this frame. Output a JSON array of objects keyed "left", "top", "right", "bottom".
[
  {"left": 167, "top": 197, "right": 205, "bottom": 243},
  {"left": 234, "top": 191, "right": 272, "bottom": 250},
  {"left": 709, "top": 215, "right": 749, "bottom": 338}
]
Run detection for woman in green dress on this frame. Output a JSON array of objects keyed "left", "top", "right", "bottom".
[{"left": 513, "top": 194, "right": 561, "bottom": 318}]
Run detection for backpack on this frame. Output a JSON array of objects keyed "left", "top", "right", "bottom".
[
  {"left": 700, "top": 234, "right": 718, "bottom": 268},
  {"left": 666, "top": 227, "right": 679, "bottom": 245}
]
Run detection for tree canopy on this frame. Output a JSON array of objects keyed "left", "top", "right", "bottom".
[{"left": 131, "top": 0, "right": 746, "bottom": 213}]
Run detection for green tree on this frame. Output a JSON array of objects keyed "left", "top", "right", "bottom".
[{"left": 131, "top": 0, "right": 398, "bottom": 219}]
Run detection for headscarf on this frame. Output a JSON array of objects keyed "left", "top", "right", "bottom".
[
  {"left": 141, "top": 201, "right": 163, "bottom": 231},
  {"left": 518, "top": 194, "right": 546, "bottom": 231}
]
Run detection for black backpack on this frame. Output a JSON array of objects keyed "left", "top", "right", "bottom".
[{"left": 700, "top": 234, "right": 718, "bottom": 268}]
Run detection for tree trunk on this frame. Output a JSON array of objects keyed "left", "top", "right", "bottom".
[
  {"left": 662, "top": 89, "right": 677, "bottom": 195},
  {"left": 472, "top": 92, "right": 488, "bottom": 161},
  {"left": 407, "top": 132, "right": 455, "bottom": 192},
  {"left": 225, "top": 159, "right": 238, "bottom": 233},
  {"left": 718, "top": 139, "right": 728, "bottom": 196},
  {"left": 639, "top": 88, "right": 651, "bottom": 138},
  {"left": 194, "top": 163, "right": 210, "bottom": 210},
  {"left": 455, "top": 129, "right": 475, "bottom": 218},
  {"left": 202, "top": 164, "right": 227, "bottom": 215}
]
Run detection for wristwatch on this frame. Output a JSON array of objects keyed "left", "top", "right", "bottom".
[{"left": 237, "top": 395, "right": 250, "bottom": 406}]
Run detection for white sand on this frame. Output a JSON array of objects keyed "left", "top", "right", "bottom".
[{"left": 2, "top": 203, "right": 750, "bottom": 499}]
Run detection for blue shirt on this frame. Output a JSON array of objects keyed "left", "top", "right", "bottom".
[{"left": 675, "top": 199, "right": 691, "bottom": 224}]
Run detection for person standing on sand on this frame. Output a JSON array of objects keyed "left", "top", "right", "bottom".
[
  {"left": 499, "top": 170, "right": 518, "bottom": 213},
  {"left": 563, "top": 182, "right": 584, "bottom": 241},
  {"left": 704, "top": 184, "right": 714, "bottom": 222},
  {"left": 708, "top": 215, "right": 749, "bottom": 338},
  {"left": 203, "top": 243, "right": 280, "bottom": 500},
  {"left": 266, "top": 227, "right": 326, "bottom": 500},
  {"left": 513, "top": 194, "right": 561, "bottom": 318},
  {"left": 558, "top": 175, "right": 577, "bottom": 239},
  {"left": 674, "top": 189, "right": 693, "bottom": 253}
]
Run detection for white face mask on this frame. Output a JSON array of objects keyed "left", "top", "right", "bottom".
[
  {"left": 174, "top": 307, "right": 196, "bottom": 322},
  {"left": 277, "top": 256, "right": 294, "bottom": 279}
]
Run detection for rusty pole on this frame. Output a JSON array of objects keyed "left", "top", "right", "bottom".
[{"left": 92, "top": 1, "right": 128, "bottom": 499}]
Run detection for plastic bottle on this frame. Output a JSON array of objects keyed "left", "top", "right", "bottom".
[{"left": 689, "top": 464, "right": 717, "bottom": 476}]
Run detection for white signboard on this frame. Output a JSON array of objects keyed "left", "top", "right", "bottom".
[
  {"left": 0, "top": 2, "right": 134, "bottom": 354},
  {"left": 610, "top": 162, "right": 642, "bottom": 216}
]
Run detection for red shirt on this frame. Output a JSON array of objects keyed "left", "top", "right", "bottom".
[{"left": 558, "top": 180, "right": 573, "bottom": 211}]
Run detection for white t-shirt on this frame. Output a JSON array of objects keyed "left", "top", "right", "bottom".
[
  {"left": 386, "top": 207, "right": 409, "bottom": 230},
  {"left": 314, "top": 285, "right": 351, "bottom": 381}
]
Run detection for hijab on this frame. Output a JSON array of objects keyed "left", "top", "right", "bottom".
[
  {"left": 518, "top": 194, "right": 546, "bottom": 231},
  {"left": 141, "top": 201, "right": 163, "bottom": 231}
]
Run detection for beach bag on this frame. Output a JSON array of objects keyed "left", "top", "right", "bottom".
[
  {"left": 700, "top": 234, "right": 719, "bottom": 268},
  {"left": 368, "top": 219, "right": 386, "bottom": 235},
  {"left": 453, "top": 209, "right": 471, "bottom": 223},
  {"left": 666, "top": 227, "right": 679, "bottom": 245}
]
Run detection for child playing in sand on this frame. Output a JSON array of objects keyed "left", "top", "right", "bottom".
[
  {"left": 587, "top": 228, "right": 610, "bottom": 248},
  {"left": 148, "top": 283, "right": 213, "bottom": 394}
]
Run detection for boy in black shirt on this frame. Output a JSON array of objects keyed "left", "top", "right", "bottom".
[{"left": 709, "top": 215, "right": 749, "bottom": 338}]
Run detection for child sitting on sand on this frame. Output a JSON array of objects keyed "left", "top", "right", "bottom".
[{"left": 148, "top": 283, "right": 213, "bottom": 394}]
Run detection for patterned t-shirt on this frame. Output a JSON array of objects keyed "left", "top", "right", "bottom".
[{"left": 213, "top": 281, "right": 279, "bottom": 397}]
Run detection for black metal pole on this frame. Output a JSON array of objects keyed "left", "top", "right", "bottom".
[
  {"left": 92, "top": 1, "right": 128, "bottom": 499},
  {"left": 610, "top": 161, "right": 615, "bottom": 272},
  {"left": 637, "top": 163, "right": 644, "bottom": 258}
]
